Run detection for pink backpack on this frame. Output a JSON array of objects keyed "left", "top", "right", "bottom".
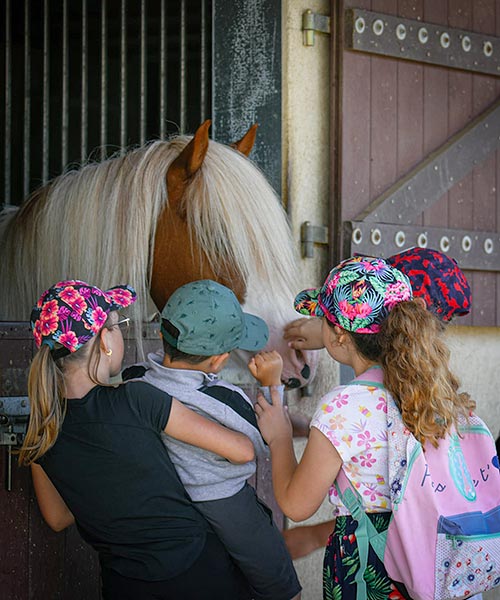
[{"left": 336, "top": 381, "right": 500, "bottom": 600}]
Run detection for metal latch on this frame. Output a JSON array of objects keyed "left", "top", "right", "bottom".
[
  {"left": 301, "top": 221, "right": 329, "bottom": 258},
  {"left": 302, "top": 9, "right": 331, "bottom": 46},
  {"left": 0, "top": 396, "right": 30, "bottom": 491}
]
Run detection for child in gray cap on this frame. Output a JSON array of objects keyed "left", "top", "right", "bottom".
[{"left": 126, "top": 279, "right": 301, "bottom": 600}]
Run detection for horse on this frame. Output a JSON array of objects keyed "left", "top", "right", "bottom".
[{"left": 0, "top": 120, "right": 317, "bottom": 388}]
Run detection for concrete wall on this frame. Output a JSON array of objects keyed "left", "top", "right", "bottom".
[{"left": 282, "top": 2, "right": 500, "bottom": 598}]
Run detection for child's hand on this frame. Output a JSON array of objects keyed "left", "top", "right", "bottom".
[
  {"left": 283, "top": 317, "right": 324, "bottom": 350},
  {"left": 254, "top": 387, "right": 293, "bottom": 447},
  {"left": 248, "top": 351, "right": 283, "bottom": 386}
]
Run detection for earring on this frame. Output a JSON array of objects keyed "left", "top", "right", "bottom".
[{"left": 105, "top": 348, "right": 113, "bottom": 357}]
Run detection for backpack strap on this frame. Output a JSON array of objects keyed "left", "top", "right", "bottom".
[{"left": 335, "top": 469, "right": 387, "bottom": 600}]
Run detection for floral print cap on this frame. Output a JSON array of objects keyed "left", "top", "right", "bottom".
[
  {"left": 294, "top": 257, "right": 413, "bottom": 333},
  {"left": 31, "top": 279, "right": 137, "bottom": 357}
]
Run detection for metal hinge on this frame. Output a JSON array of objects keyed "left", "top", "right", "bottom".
[
  {"left": 302, "top": 10, "right": 331, "bottom": 46},
  {"left": 301, "top": 221, "right": 329, "bottom": 258},
  {"left": 0, "top": 396, "right": 30, "bottom": 492}
]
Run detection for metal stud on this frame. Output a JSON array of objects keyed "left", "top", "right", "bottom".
[
  {"left": 373, "top": 19, "right": 384, "bottom": 36},
  {"left": 418, "top": 27, "right": 428, "bottom": 44},
  {"left": 352, "top": 228, "right": 363, "bottom": 245},
  {"left": 417, "top": 232, "right": 428, "bottom": 248},
  {"left": 355, "top": 17, "right": 366, "bottom": 34},
  {"left": 440, "top": 32, "right": 450, "bottom": 49},
  {"left": 371, "top": 228, "right": 382, "bottom": 245},
  {"left": 484, "top": 238, "right": 494, "bottom": 254},
  {"left": 395, "top": 231, "right": 406, "bottom": 248},
  {"left": 461, "top": 235, "right": 472, "bottom": 252},
  {"left": 462, "top": 36, "right": 471, "bottom": 52},
  {"left": 483, "top": 41, "right": 493, "bottom": 57},
  {"left": 439, "top": 236, "right": 450, "bottom": 253},
  {"left": 396, "top": 23, "right": 406, "bottom": 41}
]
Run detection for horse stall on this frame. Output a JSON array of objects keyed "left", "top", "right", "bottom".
[{"left": 0, "top": 1, "right": 288, "bottom": 598}]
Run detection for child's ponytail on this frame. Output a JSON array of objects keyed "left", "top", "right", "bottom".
[
  {"left": 380, "top": 299, "right": 474, "bottom": 447},
  {"left": 18, "top": 345, "right": 67, "bottom": 466}
]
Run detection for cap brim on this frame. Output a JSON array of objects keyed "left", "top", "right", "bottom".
[
  {"left": 293, "top": 288, "right": 325, "bottom": 317},
  {"left": 237, "top": 313, "right": 269, "bottom": 351}
]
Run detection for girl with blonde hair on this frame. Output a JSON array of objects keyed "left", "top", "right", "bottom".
[{"left": 21, "top": 279, "right": 254, "bottom": 600}]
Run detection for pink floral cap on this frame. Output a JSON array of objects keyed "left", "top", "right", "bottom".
[
  {"left": 31, "top": 279, "right": 137, "bottom": 358},
  {"left": 294, "top": 257, "right": 413, "bottom": 333}
]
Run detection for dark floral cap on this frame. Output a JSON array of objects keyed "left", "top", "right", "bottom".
[
  {"left": 31, "top": 279, "right": 137, "bottom": 359},
  {"left": 294, "top": 257, "right": 413, "bottom": 333},
  {"left": 386, "top": 248, "right": 471, "bottom": 322}
]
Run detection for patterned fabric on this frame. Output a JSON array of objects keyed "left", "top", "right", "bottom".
[
  {"left": 160, "top": 279, "right": 268, "bottom": 355},
  {"left": 386, "top": 247, "right": 471, "bottom": 322},
  {"left": 323, "top": 514, "right": 410, "bottom": 600},
  {"left": 294, "top": 257, "right": 412, "bottom": 333},
  {"left": 31, "top": 279, "right": 136, "bottom": 355},
  {"left": 311, "top": 366, "right": 390, "bottom": 515}
]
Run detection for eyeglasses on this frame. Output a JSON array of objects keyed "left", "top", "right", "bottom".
[{"left": 108, "top": 316, "right": 130, "bottom": 332}]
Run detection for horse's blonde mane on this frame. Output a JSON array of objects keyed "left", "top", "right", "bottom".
[{"left": 0, "top": 134, "right": 300, "bottom": 354}]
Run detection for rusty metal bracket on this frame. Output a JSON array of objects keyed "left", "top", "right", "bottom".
[
  {"left": 344, "top": 221, "right": 500, "bottom": 271},
  {"left": 0, "top": 396, "right": 30, "bottom": 491},
  {"left": 345, "top": 8, "right": 500, "bottom": 77},
  {"left": 301, "top": 221, "right": 329, "bottom": 258},
  {"left": 303, "top": 10, "right": 331, "bottom": 47}
]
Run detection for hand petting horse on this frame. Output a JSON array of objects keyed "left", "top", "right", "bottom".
[{"left": 0, "top": 121, "right": 317, "bottom": 388}]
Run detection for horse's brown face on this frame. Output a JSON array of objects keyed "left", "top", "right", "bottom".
[
  {"left": 150, "top": 120, "right": 255, "bottom": 312},
  {"left": 150, "top": 205, "right": 246, "bottom": 312}
]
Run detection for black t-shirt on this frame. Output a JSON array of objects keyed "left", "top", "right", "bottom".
[{"left": 39, "top": 381, "right": 208, "bottom": 581}]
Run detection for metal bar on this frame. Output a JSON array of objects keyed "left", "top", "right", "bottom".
[
  {"left": 4, "top": 0, "right": 11, "bottom": 206},
  {"left": 159, "top": 0, "right": 167, "bottom": 139},
  {"left": 345, "top": 221, "right": 500, "bottom": 271},
  {"left": 42, "top": 0, "right": 50, "bottom": 184},
  {"left": 345, "top": 8, "right": 500, "bottom": 78},
  {"left": 140, "top": 0, "right": 147, "bottom": 145},
  {"left": 61, "top": 0, "right": 69, "bottom": 170},
  {"left": 100, "top": 0, "right": 108, "bottom": 160},
  {"left": 23, "top": 0, "right": 30, "bottom": 198},
  {"left": 81, "top": 0, "right": 88, "bottom": 162},
  {"left": 358, "top": 97, "right": 500, "bottom": 225},
  {"left": 180, "top": 0, "right": 186, "bottom": 133},
  {"left": 200, "top": 0, "right": 207, "bottom": 122},
  {"left": 120, "top": 0, "right": 127, "bottom": 151}
]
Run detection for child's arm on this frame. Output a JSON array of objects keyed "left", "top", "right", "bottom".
[
  {"left": 31, "top": 464, "right": 75, "bottom": 531},
  {"left": 255, "top": 388, "right": 342, "bottom": 522},
  {"left": 165, "top": 398, "right": 255, "bottom": 464},
  {"left": 283, "top": 317, "right": 324, "bottom": 350},
  {"left": 248, "top": 350, "right": 283, "bottom": 386}
]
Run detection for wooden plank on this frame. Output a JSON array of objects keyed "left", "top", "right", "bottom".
[
  {"left": 397, "top": 0, "right": 424, "bottom": 226},
  {"left": 422, "top": 0, "right": 449, "bottom": 228},
  {"left": 370, "top": 0, "right": 398, "bottom": 202},
  {"left": 448, "top": 0, "right": 473, "bottom": 326},
  {"left": 28, "top": 491, "right": 66, "bottom": 600},
  {"left": 471, "top": 0, "right": 498, "bottom": 325},
  {"left": 63, "top": 526, "right": 100, "bottom": 600}
]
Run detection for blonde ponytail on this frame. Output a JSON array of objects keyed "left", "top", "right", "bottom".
[
  {"left": 18, "top": 345, "right": 67, "bottom": 466},
  {"left": 380, "top": 300, "right": 474, "bottom": 447}
]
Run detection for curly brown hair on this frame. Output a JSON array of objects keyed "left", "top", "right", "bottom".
[{"left": 345, "top": 300, "right": 475, "bottom": 448}]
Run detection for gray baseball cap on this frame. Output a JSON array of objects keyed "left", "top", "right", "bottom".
[{"left": 160, "top": 279, "right": 269, "bottom": 356}]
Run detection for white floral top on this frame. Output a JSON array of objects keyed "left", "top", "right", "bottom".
[{"left": 310, "top": 366, "right": 391, "bottom": 515}]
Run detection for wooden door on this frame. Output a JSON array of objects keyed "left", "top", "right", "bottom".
[{"left": 330, "top": 0, "right": 500, "bottom": 326}]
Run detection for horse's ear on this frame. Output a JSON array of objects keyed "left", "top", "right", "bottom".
[
  {"left": 231, "top": 123, "right": 258, "bottom": 156},
  {"left": 167, "top": 120, "right": 211, "bottom": 214}
]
